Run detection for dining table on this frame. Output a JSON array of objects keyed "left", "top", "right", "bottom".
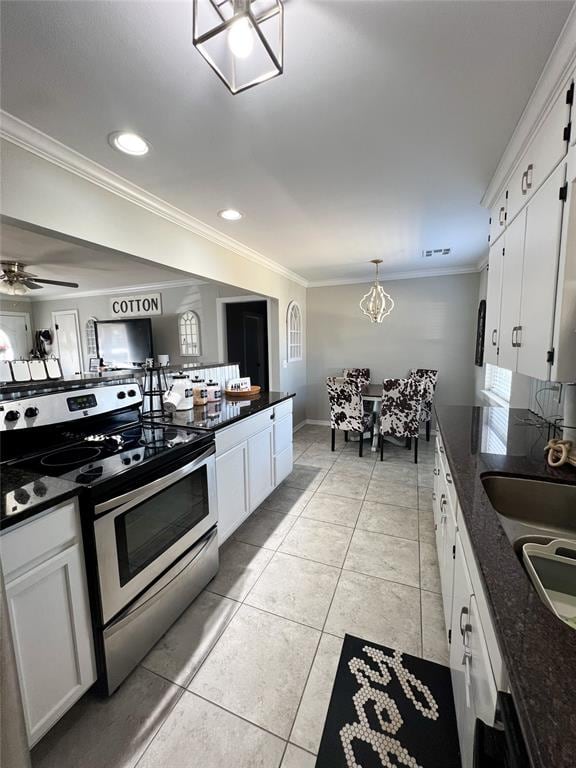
[{"left": 362, "top": 383, "right": 382, "bottom": 451}]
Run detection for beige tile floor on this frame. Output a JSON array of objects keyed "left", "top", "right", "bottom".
[{"left": 32, "top": 425, "right": 447, "bottom": 768}]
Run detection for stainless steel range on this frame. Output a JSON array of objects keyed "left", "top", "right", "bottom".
[{"left": 0, "top": 381, "right": 218, "bottom": 694}]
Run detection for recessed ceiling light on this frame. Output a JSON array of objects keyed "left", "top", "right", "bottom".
[
  {"left": 218, "top": 209, "right": 243, "bottom": 221},
  {"left": 109, "top": 131, "right": 150, "bottom": 156}
]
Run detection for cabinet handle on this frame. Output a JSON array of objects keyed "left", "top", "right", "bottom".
[
  {"left": 526, "top": 164, "right": 533, "bottom": 189},
  {"left": 498, "top": 206, "right": 505, "bottom": 226},
  {"left": 516, "top": 325, "right": 522, "bottom": 348},
  {"left": 446, "top": 472, "right": 453, "bottom": 485},
  {"left": 511, "top": 327, "right": 517, "bottom": 347},
  {"left": 491, "top": 329, "right": 497, "bottom": 346},
  {"left": 521, "top": 171, "right": 527, "bottom": 195},
  {"left": 459, "top": 606, "right": 470, "bottom": 637},
  {"left": 270, "top": 413, "right": 275, "bottom": 420}
]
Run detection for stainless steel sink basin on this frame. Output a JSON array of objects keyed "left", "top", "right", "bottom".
[{"left": 481, "top": 475, "right": 576, "bottom": 547}]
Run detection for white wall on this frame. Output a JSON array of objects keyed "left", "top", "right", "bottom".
[
  {"left": 306, "top": 273, "right": 480, "bottom": 421},
  {"left": 0, "top": 140, "right": 307, "bottom": 425}
]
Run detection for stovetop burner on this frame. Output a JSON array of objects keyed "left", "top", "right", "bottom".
[
  {"left": 9, "top": 417, "right": 213, "bottom": 488},
  {"left": 41, "top": 446, "right": 102, "bottom": 467}
]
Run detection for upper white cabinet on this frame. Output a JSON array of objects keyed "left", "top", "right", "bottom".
[
  {"left": 488, "top": 188, "right": 508, "bottom": 246},
  {"left": 484, "top": 72, "right": 574, "bottom": 381},
  {"left": 507, "top": 84, "right": 572, "bottom": 222},
  {"left": 517, "top": 163, "right": 566, "bottom": 379},
  {"left": 1, "top": 501, "right": 96, "bottom": 746},
  {"left": 484, "top": 243, "right": 504, "bottom": 366}
]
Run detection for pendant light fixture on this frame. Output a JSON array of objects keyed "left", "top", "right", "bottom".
[
  {"left": 193, "top": 0, "right": 284, "bottom": 95},
  {"left": 359, "top": 259, "right": 395, "bottom": 323}
]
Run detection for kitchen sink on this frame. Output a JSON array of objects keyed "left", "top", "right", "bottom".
[{"left": 481, "top": 474, "right": 576, "bottom": 551}]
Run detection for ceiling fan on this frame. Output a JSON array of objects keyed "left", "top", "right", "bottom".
[{"left": 0, "top": 262, "right": 79, "bottom": 296}]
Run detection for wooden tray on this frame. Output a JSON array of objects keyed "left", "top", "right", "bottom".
[{"left": 224, "top": 386, "right": 261, "bottom": 399}]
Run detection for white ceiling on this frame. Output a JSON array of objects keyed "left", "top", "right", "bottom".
[
  {"left": 0, "top": 221, "right": 198, "bottom": 297},
  {"left": 0, "top": 0, "right": 573, "bottom": 283}
]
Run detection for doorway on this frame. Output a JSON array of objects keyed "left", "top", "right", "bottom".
[
  {"left": 0, "top": 312, "right": 32, "bottom": 360},
  {"left": 225, "top": 301, "right": 269, "bottom": 390},
  {"left": 52, "top": 310, "right": 82, "bottom": 376}
]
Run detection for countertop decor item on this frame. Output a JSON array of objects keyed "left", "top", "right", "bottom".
[
  {"left": 193, "top": 0, "right": 284, "bottom": 95},
  {"left": 224, "top": 385, "right": 261, "bottom": 398},
  {"left": 359, "top": 259, "right": 394, "bottom": 323}
]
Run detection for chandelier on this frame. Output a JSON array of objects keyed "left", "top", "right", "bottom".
[
  {"left": 359, "top": 259, "right": 395, "bottom": 323},
  {"left": 193, "top": 0, "right": 284, "bottom": 95}
]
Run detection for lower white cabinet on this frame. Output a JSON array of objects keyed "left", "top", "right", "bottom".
[
  {"left": 215, "top": 399, "right": 293, "bottom": 544},
  {"left": 247, "top": 425, "right": 275, "bottom": 510},
  {"left": 1, "top": 501, "right": 96, "bottom": 746},
  {"left": 450, "top": 536, "right": 498, "bottom": 768},
  {"left": 215, "top": 441, "right": 249, "bottom": 544},
  {"left": 434, "top": 437, "right": 502, "bottom": 768}
]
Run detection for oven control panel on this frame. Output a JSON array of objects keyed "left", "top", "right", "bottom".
[{"left": 0, "top": 383, "right": 142, "bottom": 431}]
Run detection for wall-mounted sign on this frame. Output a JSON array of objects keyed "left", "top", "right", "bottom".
[{"left": 110, "top": 294, "right": 162, "bottom": 317}]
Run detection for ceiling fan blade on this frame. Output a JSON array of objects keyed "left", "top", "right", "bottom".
[
  {"left": 30, "top": 278, "right": 79, "bottom": 288},
  {"left": 23, "top": 280, "right": 43, "bottom": 290}
]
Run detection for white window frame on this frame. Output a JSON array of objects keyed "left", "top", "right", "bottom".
[
  {"left": 179, "top": 310, "right": 202, "bottom": 357},
  {"left": 286, "top": 301, "right": 303, "bottom": 363},
  {"left": 85, "top": 317, "right": 98, "bottom": 358},
  {"left": 483, "top": 363, "right": 512, "bottom": 406}
]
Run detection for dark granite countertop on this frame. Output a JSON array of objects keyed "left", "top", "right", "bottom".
[
  {"left": 1, "top": 466, "right": 82, "bottom": 532},
  {"left": 149, "top": 391, "right": 295, "bottom": 432},
  {"left": 435, "top": 405, "right": 576, "bottom": 768}
]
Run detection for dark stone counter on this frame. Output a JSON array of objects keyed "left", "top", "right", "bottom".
[
  {"left": 1, "top": 466, "right": 82, "bottom": 532},
  {"left": 435, "top": 405, "right": 576, "bottom": 768},
  {"left": 151, "top": 391, "right": 295, "bottom": 432}
]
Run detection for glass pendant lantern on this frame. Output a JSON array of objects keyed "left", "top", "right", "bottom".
[
  {"left": 193, "top": 0, "right": 284, "bottom": 95},
  {"left": 359, "top": 259, "right": 395, "bottom": 323}
]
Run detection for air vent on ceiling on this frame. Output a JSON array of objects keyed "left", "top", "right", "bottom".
[{"left": 422, "top": 248, "right": 451, "bottom": 258}]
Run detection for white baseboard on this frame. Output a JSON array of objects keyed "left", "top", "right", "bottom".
[
  {"left": 304, "top": 419, "right": 331, "bottom": 427},
  {"left": 292, "top": 420, "right": 307, "bottom": 433}
]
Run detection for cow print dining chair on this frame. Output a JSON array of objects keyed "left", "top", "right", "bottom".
[
  {"left": 343, "top": 368, "right": 371, "bottom": 386},
  {"left": 409, "top": 368, "right": 439, "bottom": 441},
  {"left": 379, "top": 377, "right": 426, "bottom": 463},
  {"left": 326, "top": 376, "right": 374, "bottom": 457}
]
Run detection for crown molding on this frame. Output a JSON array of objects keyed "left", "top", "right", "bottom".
[
  {"left": 482, "top": 5, "right": 576, "bottom": 208},
  {"left": 307, "top": 265, "right": 481, "bottom": 288},
  {"left": 22, "top": 277, "right": 211, "bottom": 302},
  {"left": 0, "top": 111, "right": 309, "bottom": 288}
]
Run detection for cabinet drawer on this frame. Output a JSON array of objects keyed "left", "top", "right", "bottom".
[
  {"left": 274, "top": 413, "right": 292, "bottom": 455},
  {"left": 507, "top": 82, "right": 571, "bottom": 222},
  {"left": 275, "top": 445, "right": 293, "bottom": 486},
  {"left": 274, "top": 398, "right": 293, "bottom": 421},
  {"left": 215, "top": 409, "right": 274, "bottom": 454},
  {"left": 1, "top": 501, "right": 79, "bottom": 581}
]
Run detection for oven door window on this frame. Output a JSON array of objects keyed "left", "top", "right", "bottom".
[{"left": 115, "top": 465, "right": 209, "bottom": 587}]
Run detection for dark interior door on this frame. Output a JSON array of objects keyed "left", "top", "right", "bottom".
[{"left": 226, "top": 301, "right": 269, "bottom": 390}]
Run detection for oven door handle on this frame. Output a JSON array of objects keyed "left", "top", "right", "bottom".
[{"left": 94, "top": 444, "right": 215, "bottom": 516}]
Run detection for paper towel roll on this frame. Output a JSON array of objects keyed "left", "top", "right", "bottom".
[{"left": 563, "top": 383, "right": 576, "bottom": 446}]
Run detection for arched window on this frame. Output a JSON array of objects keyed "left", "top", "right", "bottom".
[
  {"left": 86, "top": 317, "right": 98, "bottom": 358},
  {"left": 179, "top": 310, "right": 201, "bottom": 356},
  {"left": 286, "top": 301, "right": 303, "bottom": 362}
]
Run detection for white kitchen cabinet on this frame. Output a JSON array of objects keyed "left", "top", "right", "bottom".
[
  {"left": 488, "top": 188, "right": 508, "bottom": 246},
  {"left": 517, "top": 163, "right": 566, "bottom": 379},
  {"left": 497, "top": 211, "right": 525, "bottom": 372},
  {"left": 215, "top": 400, "right": 294, "bottom": 543},
  {"left": 215, "top": 441, "right": 249, "bottom": 544},
  {"left": 274, "top": 412, "right": 293, "bottom": 485},
  {"left": 434, "top": 438, "right": 457, "bottom": 634},
  {"left": 1, "top": 501, "right": 96, "bottom": 746},
  {"left": 248, "top": 425, "right": 275, "bottom": 509},
  {"left": 484, "top": 243, "right": 504, "bottom": 366},
  {"left": 507, "top": 81, "right": 572, "bottom": 223},
  {"left": 450, "top": 535, "right": 498, "bottom": 768}
]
